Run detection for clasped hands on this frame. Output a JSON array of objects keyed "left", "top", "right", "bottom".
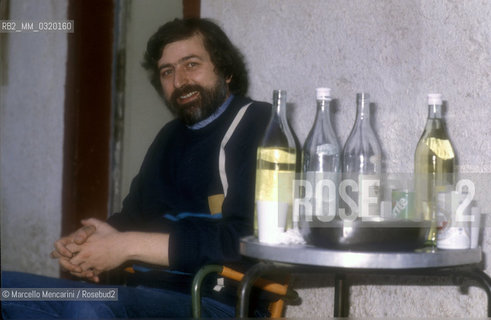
[{"left": 50, "top": 218, "right": 127, "bottom": 283}]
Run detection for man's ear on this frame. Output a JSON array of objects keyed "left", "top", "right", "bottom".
[{"left": 225, "top": 75, "right": 232, "bottom": 84}]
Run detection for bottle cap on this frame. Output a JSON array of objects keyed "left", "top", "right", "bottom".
[
  {"left": 316, "top": 88, "right": 331, "bottom": 100},
  {"left": 428, "top": 93, "right": 442, "bottom": 105}
]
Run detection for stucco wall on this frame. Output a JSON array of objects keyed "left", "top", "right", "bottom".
[
  {"left": 0, "top": 0, "right": 67, "bottom": 277},
  {"left": 202, "top": 0, "right": 491, "bottom": 317}
]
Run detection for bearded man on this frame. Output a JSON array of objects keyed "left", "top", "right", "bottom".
[{"left": 2, "top": 18, "right": 271, "bottom": 319}]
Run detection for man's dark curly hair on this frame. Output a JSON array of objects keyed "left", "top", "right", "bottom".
[{"left": 142, "top": 18, "right": 249, "bottom": 97}]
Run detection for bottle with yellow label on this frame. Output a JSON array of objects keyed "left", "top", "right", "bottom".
[
  {"left": 414, "top": 93, "right": 457, "bottom": 246},
  {"left": 255, "top": 90, "right": 297, "bottom": 244}
]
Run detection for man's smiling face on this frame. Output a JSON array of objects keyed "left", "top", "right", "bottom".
[{"left": 158, "top": 33, "right": 231, "bottom": 125}]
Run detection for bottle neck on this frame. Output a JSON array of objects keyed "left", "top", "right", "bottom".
[
  {"left": 315, "top": 99, "right": 331, "bottom": 120},
  {"left": 355, "top": 94, "right": 370, "bottom": 122},
  {"left": 273, "top": 90, "right": 288, "bottom": 123},
  {"left": 427, "top": 103, "right": 443, "bottom": 119},
  {"left": 317, "top": 99, "right": 329, "bottom": 111},
  {"left": 263, "top": 90, "right": 296, "bottom": 152}
]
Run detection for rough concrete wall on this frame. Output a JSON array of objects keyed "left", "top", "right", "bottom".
[
  {"left": 202, "top": 0, "right": 491, "bottom": 317},
  {"left": 1, "top": 0, "right": 67, "bottom": 277}
]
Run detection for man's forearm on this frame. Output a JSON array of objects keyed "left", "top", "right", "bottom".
[{"left": 124, "top": 232, "right": 170, "bottom": 267}]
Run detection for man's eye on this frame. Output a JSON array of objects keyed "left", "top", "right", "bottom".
[
  {"left": 161, "top": 69, "right": 173, "bottom": 77},
  {"left": 186, "top": 62, "right": 198, "bottom": 68}
]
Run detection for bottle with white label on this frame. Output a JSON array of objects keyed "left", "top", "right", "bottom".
[
  {"left": 341, "top": 93, "right": 382, "bottom": 220},
  {"left": 414, "top": 93, "right": 457, "bottom": 246},
  {"left": 301, "top": 88, "right": 341, "bottom": 238},
  {"left": 255, "top": 90, "right": 297, "bottom": 244}
]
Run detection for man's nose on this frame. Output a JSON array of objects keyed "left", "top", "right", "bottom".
[{"left": 173, "top": 67, "right": 188, "bottom": 88}]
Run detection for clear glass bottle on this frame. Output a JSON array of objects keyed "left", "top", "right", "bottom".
[
  {"left": 341, "top": 93, "right": 382, "bottom": 220},
  {"left": 414, "top": 93, "right": 456, "bottom": 246},
  {"left": 301, "top": 88, "right": 341, "bottom": 238},
  {"left": 255, "top": 90, "right": 297, "bottom": 244}
]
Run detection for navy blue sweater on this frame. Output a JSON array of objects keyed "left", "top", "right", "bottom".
[{"left": 107, "top": 96, "right": 271, "bottom": 274}]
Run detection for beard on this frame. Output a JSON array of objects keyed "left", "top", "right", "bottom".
[{"left": 165, "top": 77, "right": 229, "bottom": 126}]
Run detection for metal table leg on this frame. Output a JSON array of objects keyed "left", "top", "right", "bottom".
[
  {"left": 455, "top": 267, "right": 491, "bottom": 317},
  {"left": 334, "top": 273, "right": 349, "bottom": 317}
]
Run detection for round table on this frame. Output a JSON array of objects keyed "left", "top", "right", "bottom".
[{"left": 238, "top": 236, "right": 490, "bottom": 317}]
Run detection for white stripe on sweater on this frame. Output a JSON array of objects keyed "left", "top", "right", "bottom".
[{"left": 219, "top": 102, "right": 253, "bottom": 197}]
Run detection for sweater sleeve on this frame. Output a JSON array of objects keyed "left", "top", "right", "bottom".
[
  {"left": 167, "top": 101, "right": 271, "bottom": 272},
  {"left": 106, "top": 173, "right": 145, "bottom": 231}
]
